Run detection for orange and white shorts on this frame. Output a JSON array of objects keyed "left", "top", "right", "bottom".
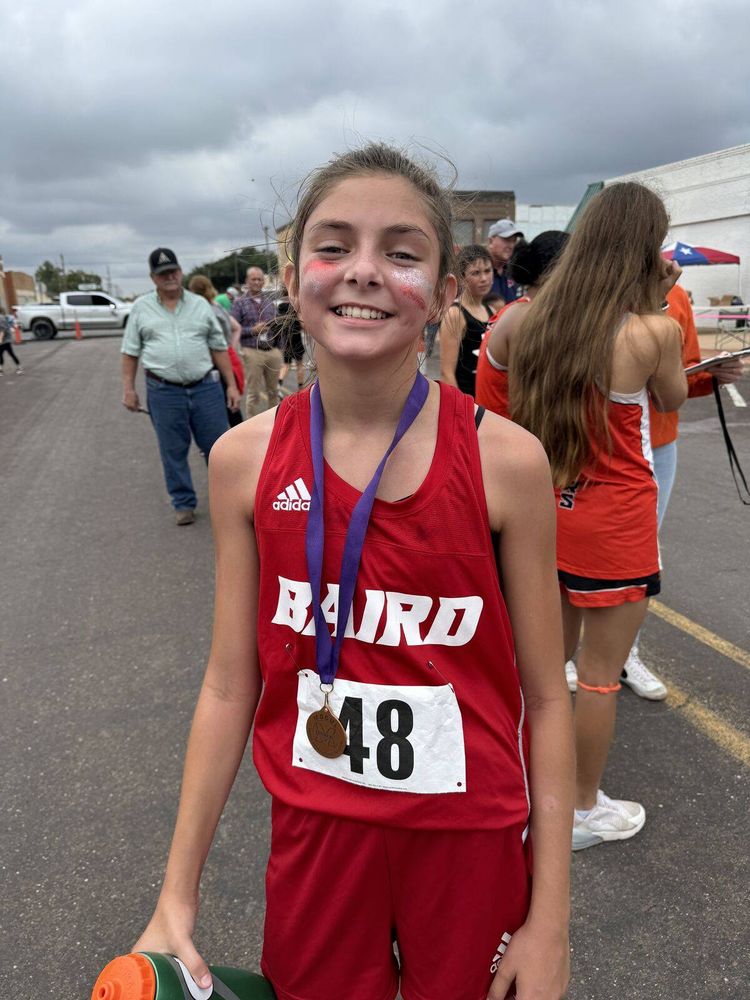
[{"left": 558, "top": 568, "right": 660, "bottom": 608}]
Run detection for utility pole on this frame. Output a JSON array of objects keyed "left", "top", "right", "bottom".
[
  {"left": 60, "top": 253, "right": 67, "bottom": 293},
  {"left": 263, "top": 225, "right": 270, "bottom": 278},
  {"left": 106, "top": 265, "right": 112, "bottom": 294}
]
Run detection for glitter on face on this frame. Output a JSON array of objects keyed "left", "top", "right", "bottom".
[{"left": 390, "top": 267, "right": 432, "bottom": 312}]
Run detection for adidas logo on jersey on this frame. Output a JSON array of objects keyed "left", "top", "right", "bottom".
[
  {"left": 490, "top": 931, "right": 512, "bottom": 973},
  {"left": 273, "top": 477, "right": 311, "bottom": 511}
]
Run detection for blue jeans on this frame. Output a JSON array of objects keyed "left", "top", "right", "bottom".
[
  {"left": 631, "top": 440, "right": 678, "bottom": 656},
  {"left": 653, "top": 440, "right": 678, "bottom": 530},
  {"left": 146, "top": 373, "right": 229, "bottom": 510}
]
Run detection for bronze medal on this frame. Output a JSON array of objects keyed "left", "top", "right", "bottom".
[{"left": 307, "top": 701, "right": 347, "bottom": 759}]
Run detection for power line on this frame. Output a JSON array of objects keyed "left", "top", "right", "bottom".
[
  {"left": 6, "top": 242, "right": 287, "bottom": 271},
  {"left": 6, "top": 239, "right": 282, "bottom": 271}
]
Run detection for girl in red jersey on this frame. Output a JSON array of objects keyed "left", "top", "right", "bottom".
[
  {"left": 511, "top": 183, "right": 687, "bottom": 852},
  {"left": 475, "top": 231, "right": 568, "bottom": 419},
  {"left": 134, "top": 145, "right": 574, "bottom": 1000}
]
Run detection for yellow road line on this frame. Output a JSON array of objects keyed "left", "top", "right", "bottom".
[
  {"left": 665, "top": 681, "right": 750, "bottom": 768},
  {"left": 650, "top": 600, "right": 750, "bottom": 672},
  {"left": 646, "top": 600, "right": 750, "bottom": 767}
]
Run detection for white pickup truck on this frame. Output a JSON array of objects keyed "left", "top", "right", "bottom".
[{"left": 16, "top": 291, "right": 132, "bottom": 339}]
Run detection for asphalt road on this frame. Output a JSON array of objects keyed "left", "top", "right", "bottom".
[{"left": 1, "top": 337, "right": 748, "bottom": 999}]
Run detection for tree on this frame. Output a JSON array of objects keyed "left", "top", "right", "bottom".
[
  {"left": 184, "top": 246, "right": 278, "bottom": 291},
  {"left": 35, "top": 260, "right": 103, "bottom": 297},
  {"left": 35, "top": 261, "right": 62, "bottom": 297}
]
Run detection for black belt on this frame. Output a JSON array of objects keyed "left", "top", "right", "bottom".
[{"left": 145, "top": 369, "right": 211, "bottom": 388}]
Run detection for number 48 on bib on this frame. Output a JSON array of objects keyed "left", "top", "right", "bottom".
[{"left": 293, "top": 671, "right": 467, "bottom": 794}]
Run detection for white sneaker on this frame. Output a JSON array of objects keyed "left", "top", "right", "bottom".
[
  {"left": 565, "top": 660, "right": 578, "bottom": 692},
  {"left": 572, "top": 790, "right": 646, "bottom": 851},
  {"left": 620, "top": 651, "right": 667, "bottom": 700}
]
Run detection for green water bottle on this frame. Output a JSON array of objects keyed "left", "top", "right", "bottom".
[{"left": 91, "top": 951, "right": 276, "bottom": 1000}]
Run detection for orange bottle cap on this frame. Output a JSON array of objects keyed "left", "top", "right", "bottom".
[{"left": 91, "top": 953, "right": 156, "bottom": 1000}]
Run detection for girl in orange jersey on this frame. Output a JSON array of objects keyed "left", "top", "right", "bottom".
[
  {"left": 566, "top": 281, "right": 744, "bottom": 701},
  {"left": 475, "top": 231, "right": 568, "bottom": 418},
  {"left": 512, "top": 183, "right": 687, "bottom": 851},
  {"left": 133, "top": 145, "right": 574, "bottom": 1000}
]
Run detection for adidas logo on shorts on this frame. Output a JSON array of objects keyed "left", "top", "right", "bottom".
[
  {"left": 273, "top": 477, "right": 311, "bottom": 511},
  {"left": 490, "top": 931, "right": 512, "bottom": 973}
]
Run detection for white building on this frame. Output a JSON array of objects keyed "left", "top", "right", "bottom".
[
  {"left": 603, "top": 144, "right": 749, "bottom": 306},
  {"left": 515, "top": 203, "right": 574, "bottom": 242}
]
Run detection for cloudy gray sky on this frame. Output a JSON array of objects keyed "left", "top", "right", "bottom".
[{"left": 2, "top": 0, "right": 749, "bottom": 295}]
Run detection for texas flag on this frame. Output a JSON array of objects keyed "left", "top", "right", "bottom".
[{"left": 661, "top": 241, "right": 740, "bottom": 266}]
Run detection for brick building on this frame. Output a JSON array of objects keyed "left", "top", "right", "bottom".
[
  {"left": 451, "top": 190, "right": 516, "bottom": 246},
  {"left": 0, "top": 261, "right": 37, "bottom": 311}
]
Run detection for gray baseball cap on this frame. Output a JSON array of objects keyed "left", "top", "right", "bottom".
[{"left": 488, "top": 219, "right": 524, "bottom": 240}]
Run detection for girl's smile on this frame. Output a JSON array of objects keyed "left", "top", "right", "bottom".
[{"left": 331, "top": 303, "right": 392, "bottom": 321}]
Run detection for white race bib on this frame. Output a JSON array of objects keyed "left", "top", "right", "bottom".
[{"left": 292, "top": 671, "right": 466, "bottom": 794}]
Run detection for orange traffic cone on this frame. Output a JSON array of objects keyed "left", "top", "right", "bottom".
[
  {"left": 13, "top": 319, "right": 22, "bottom": 344},
  {"left": 75, "top": 318, "right": 83, "bottom": 340}
]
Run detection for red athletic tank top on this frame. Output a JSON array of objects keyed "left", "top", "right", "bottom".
[
  {"left": 556, "top": 387, "right": 658, "bottom": 580},
  {"left": 475, "top": 298, "right": 529, "bottom": 419},
  {"left": 252, "top": 382, "right": 530, "bottom": 831}
]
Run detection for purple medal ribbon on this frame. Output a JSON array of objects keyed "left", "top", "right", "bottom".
[{"left": 305, "top": 372, "right": 430, "bottom": 686}]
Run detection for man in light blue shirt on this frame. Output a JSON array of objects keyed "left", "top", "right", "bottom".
[{"left": 121, "top": 248, "right": 241, "bottom": 525}]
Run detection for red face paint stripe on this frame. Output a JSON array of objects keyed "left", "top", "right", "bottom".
[
  {"left": 400, "top": 286, "right": 427, "bottom": 310},
  {"left": 304, "top": 259, "right": 339, "bottom": 272}
]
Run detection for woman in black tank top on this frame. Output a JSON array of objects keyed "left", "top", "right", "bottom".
[{"left": 438, "top": 245, "right": 494, "bottom": 397}]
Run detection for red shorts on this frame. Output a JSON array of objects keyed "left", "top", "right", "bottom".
[{"left": 261, "top": 799, "right": 531, "bottom": 1000}]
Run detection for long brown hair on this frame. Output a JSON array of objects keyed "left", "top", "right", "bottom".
[
  {"left": 187, "top": 274, "right": 217, "bottom": 302},
  {"left": 510, "top": 182, "right": 668, "bottom": 487}
]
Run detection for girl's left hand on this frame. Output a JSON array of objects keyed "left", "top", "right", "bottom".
[
  {"left": 487, "top": 921, "right": 570, "bottom": 999},
  {"left": 658, "top": 259, "right": 683, "bottom": 298}
]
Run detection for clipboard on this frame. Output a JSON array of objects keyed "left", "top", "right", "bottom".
[{"left": 684, "top": 347, "right": 750, "bottom": 376}]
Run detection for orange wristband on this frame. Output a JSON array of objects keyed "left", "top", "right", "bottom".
[{"left": 576, "top": 680, "right": 622, "bottom": 694}]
